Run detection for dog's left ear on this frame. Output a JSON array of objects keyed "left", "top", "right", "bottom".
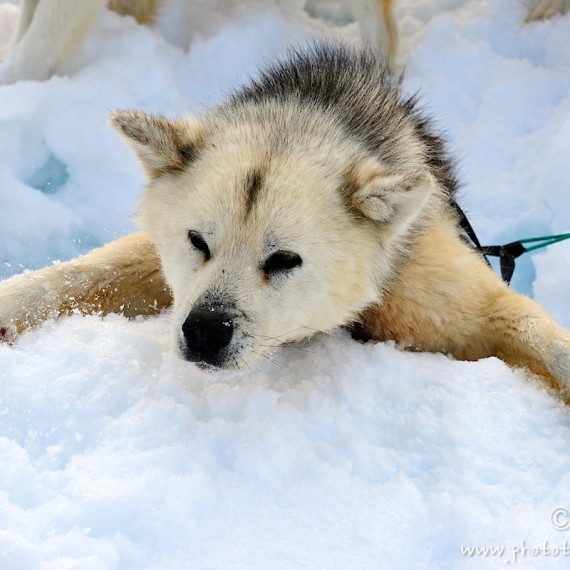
[
  {"left": 110, "top": 110, "right": 203, "bottom": 178},
  {"left": 346, "top": 158, "right": 437, "bottom": 224}
]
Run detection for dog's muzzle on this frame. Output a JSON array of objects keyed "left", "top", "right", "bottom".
[{"left": 180, "top": 308, "right": 234, "bottom": 368}]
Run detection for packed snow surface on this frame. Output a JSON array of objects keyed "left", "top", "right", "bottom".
[{"left": 1, "top": 0, "right": 570, "bottom": 568}]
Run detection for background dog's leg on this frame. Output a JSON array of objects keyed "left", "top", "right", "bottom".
[
  {"left": 351, "top": 0, "right": 398, "bottom": 67},
  {"left": 6, "top": 0, "right": 107, "bottom": 82},
  {"left": 11, "top": 0, "right": 40, "bottom": 45},
  {"left": 0, "top": 232, "right": 171, "bottom": 340},
  {"left": 109, "top": 0, "right": 159, "bottom": 25},
  {"left": 526, "top": 0, "right": 570, "bottom": 21}
]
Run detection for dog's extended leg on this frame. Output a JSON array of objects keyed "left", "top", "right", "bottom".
[
  {"left": 0, "top": 232, "right": 171, "bottom": 339},
  {"left": 357, "top": 219, "right": 570, "bottom": 396},
  {"left": 485, "top": 290, "right": 570, "bottom": 392}
]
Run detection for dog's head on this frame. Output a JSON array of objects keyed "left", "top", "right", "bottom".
[{"left": 111, "top": 102, "right": 437, "bottom": 370}]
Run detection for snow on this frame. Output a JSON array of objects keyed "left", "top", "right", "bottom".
[{"left": 1, "top": 0, "right": 570, "bottom": 568}]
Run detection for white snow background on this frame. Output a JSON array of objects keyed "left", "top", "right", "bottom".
[{"left": 1, "top": 0, "right": 570, "bottom": 568}]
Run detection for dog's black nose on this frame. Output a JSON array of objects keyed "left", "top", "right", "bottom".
[{"left": 181, "top": 309, "right": 234, "bottom": 366}]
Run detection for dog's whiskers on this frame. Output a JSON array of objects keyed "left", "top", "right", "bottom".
[
  {"left": 237, "top": 355, "right": 250, "bottom": 370},
  {"left": 251, "top": 326, "right": 321, "bottom": 342},
  {"left": 250, "top": 349, "right": 286, "bottom": 369}
]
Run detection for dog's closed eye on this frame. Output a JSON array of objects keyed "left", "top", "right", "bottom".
[
  {"left": 262, "top": 251, "right": 302, "bottom": 277},
  {"left": 188, "top": 230, "right": 211, "bottom": 261}
]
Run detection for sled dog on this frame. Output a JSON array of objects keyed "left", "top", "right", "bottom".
[
  {"left": 0, "top": 0, "right": 398, "bottom": 83},
  {"left": 3, "top": 0, "right": 568, "bottom": 85},
  {"left": 1, "top": 42, "right": 570, "bottom": 397}
]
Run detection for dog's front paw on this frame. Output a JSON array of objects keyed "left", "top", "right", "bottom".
[
  {"left": 0, "top": 271, "right": 51, "bottom": 341},
  {"left": 548, "top": 340, "right": 570, "bottom": 397}
]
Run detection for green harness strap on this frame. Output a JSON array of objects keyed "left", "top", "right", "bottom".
[{"left": 453, "top": 201, "right": 570, "bottom": 285}]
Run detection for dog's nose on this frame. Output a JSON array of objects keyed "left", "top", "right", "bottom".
[{"left": 181, "top": 309, "right": 234, "bottom": 366}]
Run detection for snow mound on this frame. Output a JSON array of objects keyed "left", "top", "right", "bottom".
[{"left": 1, "top": 0, "right": 570, "bottom": 568}]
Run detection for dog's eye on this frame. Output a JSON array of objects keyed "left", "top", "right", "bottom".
[
  {"left": 188, "top": 230, "right": 211, "bottom": 261},
  {"left": 262, "top": 250, "right": 302, "bottom": 276}
]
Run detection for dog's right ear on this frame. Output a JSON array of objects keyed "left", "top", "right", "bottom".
[
  {"left": 110, "top": 110, "right": 203, "bottom": 178},
  {"left": 346, "top": 158, "right": 436, "bottom": 224}
]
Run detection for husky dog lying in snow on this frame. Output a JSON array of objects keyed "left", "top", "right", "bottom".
[
  {"left": 1, "top": 42, "right": 570, "bottom": 398},
  {"left": 0, "top": 0, "right": 398, "bottom": 83}
]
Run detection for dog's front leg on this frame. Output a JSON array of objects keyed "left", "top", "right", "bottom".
[
  {"left": 358, "top": 220, "right": 570, "bottom": 397},
  {"left": 0, "top": 231, "right": 171, "bottom": 340},
  {"left": 485, "top": 290, "right": 570, "bottom": 394}
]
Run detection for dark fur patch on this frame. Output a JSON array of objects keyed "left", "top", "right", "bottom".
[
  {"left": 340, "top": 165, "right": 365, "bottom": 218},
  {"left": 157, "top": 127, "right": 201, "bottom": 175},
  {"left": 177, "top": 144, "right": 200, "bottom": 167},
  {"left": 244, "top": 168, "right": 264, "bottom": 214},
  {"left": 226, "top": 42, "right": 459, "bottom": 197},
  {"left": 0, "top": 326, "right": 11, "bottom": 344},
  {"left": 341, "top": 167, "right": 360, "bottom": 200}
]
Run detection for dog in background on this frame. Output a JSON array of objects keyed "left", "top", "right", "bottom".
[
  {"left": 1, "top": 0, "right": 568, "bottom": 85},
  {"left": 0, "top": 0, "right": 398, "bottom": 83}
]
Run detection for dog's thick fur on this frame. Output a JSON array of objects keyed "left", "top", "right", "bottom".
[{"left": 1, "top": 42, "right": 570, "bottom": 397}]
